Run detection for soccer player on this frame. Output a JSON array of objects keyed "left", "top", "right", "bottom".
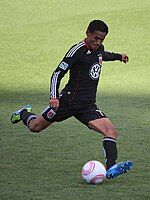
[{"left": 11, "top": 20, "right": 133, "bottom": 179}]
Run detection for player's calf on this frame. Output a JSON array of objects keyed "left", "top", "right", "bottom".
[
  {"left": 11, "top": 105, "right": 55, "bottom": 133},
  {"left": 28, "top": 116, "right": 52, "bottom": 133}
]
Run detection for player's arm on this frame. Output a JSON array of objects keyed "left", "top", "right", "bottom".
[
  {"left": 49, "top": 44, "right": 80, "bottom": 110},
  {"left": 103, "top": 51, "right": 129, "bottom": 63},
  {"left": 49, "top": 62, "right": 69, "bottom": 110},
  {"left": 101, "top": 45, "right": 129, "bottom": 63}
]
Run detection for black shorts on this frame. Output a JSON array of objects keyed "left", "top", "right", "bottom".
[{"left": 42, "top": 98, "right": 107, "bottom": 126}]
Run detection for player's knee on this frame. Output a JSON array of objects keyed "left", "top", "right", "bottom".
[
  {"left": 106, "top": 127, "right": 118, "bottom": 139},
  {"left": 28, "top": 121, "right": 42, "bottom": 133}
]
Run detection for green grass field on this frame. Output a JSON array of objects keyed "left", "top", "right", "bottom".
[{"left": 0, "top": 0, "right": 150, "bottom": 199}]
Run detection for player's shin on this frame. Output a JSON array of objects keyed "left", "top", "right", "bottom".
[{"left": 103, "top": 137, "right": 117, "bottom": 170}]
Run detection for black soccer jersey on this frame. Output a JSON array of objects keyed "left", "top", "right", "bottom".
[{"left": 50, "top": 40, "right": 122, "bottom": 104}]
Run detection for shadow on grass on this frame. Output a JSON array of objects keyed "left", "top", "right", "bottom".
[
  {"left": 1, "top": 89, "right": 149, "bottom": 122},
  {"left": 0, "top": 89, "right": 149, "bottom": 121},
  {"left": 1, "top": 89, "right": 149, "bottom": 140}
]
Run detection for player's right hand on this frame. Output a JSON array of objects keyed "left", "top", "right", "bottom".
[{"left": 49, "top": 98, "right": 59, "bottom": 111}]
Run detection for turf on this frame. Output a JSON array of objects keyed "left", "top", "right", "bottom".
[{"left": 0, "top": 0, "right": 150, "bottom": 199}]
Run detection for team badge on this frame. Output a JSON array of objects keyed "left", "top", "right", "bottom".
[
  {"left": 47, "top": 109, "right": 56, "bottom": 119},
  {"left": 89, "top": 63, "right": 101, "bottom": 80}
]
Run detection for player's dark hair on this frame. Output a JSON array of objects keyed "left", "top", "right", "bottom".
[{"left": 87, "top": 20, "right": 109, "bottom": 34}]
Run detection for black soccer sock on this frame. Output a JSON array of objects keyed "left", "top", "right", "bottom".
[
  {"left": 103, "top": 137, "right": 118, "bottom": 170},
  {"left": 21, "top": 110, "right": 36, "bottom": 126}
]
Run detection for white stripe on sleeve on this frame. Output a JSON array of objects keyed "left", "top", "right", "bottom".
[
  {"left": 66, "top": 42, "right": 85, "bottom": 58},
  {"left": 50, "top": 71, "right": 61, "bottom": 98}
]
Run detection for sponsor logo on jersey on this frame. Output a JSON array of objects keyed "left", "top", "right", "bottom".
[
  {"left": 89, "top": 63, "right": 101, "bottom": 80},
  {"left": 59, "top": 61, "right": 69, "bottom": 70}
]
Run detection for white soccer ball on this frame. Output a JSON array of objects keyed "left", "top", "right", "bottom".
[{"left": 81, "top": 160, "right": 106, "bottom": 184}]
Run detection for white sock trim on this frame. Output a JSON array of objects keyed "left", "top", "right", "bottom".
[
  {"left": 103, "top": 137, "right": 116, "bottom": 143},
  {"left": 26, "top": 115, "right": 36, "bottom": 126}
]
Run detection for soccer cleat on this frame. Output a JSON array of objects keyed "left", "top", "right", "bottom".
[
  {"left": 106, "top": 160, "right": 133, "bottom": 179},
  {"left": 11, "top": 105, "right": 32, "bottom": 124}
]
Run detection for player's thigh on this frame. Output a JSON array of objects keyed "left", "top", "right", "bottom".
[
  {"left": 88, "top": 118, "right": 118, "bottom": 139},
  {"left": 74, "top": 104, "right": 106, "bottom": 125}
]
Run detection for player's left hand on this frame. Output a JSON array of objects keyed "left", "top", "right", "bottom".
[
  {"left": 121, "top": 54, "right": 129, "bottom": 63},
  {"left": 49, "top": 98, "right": 59, "bottom": 111}
]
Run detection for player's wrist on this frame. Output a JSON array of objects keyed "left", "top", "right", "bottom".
[{"left": 117, "top": 54, "right": 122, "bottom": 61}]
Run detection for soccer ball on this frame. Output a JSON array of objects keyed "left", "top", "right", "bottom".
[{"left": 81, "top": 160, "right": 106, "bottom": 184}]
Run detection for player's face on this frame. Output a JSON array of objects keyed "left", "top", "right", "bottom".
[{"left": 85, "top": 30, "right": 107, "bottom": 51}]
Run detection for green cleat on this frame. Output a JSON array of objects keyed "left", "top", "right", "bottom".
[{"left": 11, "top": 105, "right": 32, "bottom": 124}]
